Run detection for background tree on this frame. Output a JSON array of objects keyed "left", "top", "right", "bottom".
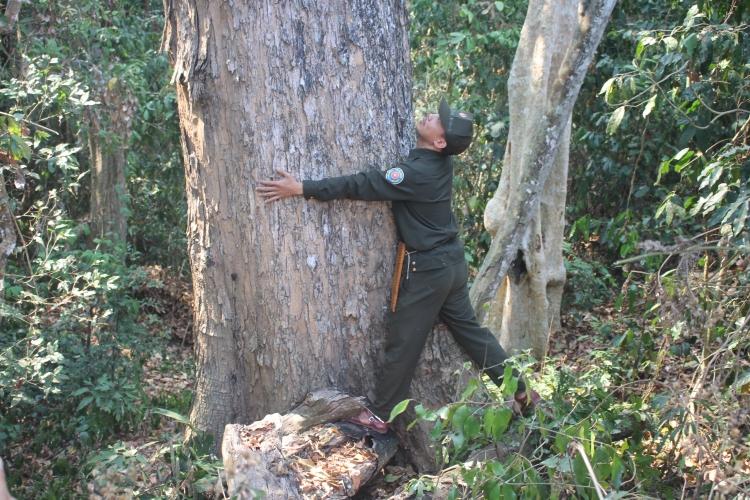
[
  {"left": 468, "top": 0, "right": 617, "bottom": 357},
  {"left": 480, "top": 0, "right": 579, "bottom": 359},
  {"left": 409, "top": 0, "right": 528, "bottom": 271},
  {"left": 87, "top": 80, "right": 135, "bottom": 244},
  {"left": 162, "top": 0, "right": 414, "bottom": 444},
  {"left": 0, "top": 174, "right": 16, "bottom": 302},
  {"left": 0, "top": 2, "right": 197, "bottom": 497}
]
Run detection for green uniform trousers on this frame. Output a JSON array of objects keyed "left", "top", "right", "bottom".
[{"left": 370, "top": 258, "right": 525, "bottom": 420}]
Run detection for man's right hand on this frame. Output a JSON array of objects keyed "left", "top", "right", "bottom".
[{"left": 256, "top": 168, "right": 304, "bottom": 203}]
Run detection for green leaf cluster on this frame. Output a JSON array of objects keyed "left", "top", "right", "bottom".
[{"left": 569, "top": 0, "right": 750, "bottom": 261}]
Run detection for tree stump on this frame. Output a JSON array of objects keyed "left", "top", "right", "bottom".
[{"left": 222, "top": 390, "right": 398, "bottom": 499}]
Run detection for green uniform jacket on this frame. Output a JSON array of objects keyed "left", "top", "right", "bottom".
[{"left": 302, "top": 148, "right": 465, "bottom": 270}]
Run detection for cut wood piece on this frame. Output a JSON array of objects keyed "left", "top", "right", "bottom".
[
  {"left": 223, "top": 417, "right": 300, "bottom": 499},
  {"left": 286, "top": 423, "right": 380, "bottom": 498},
  {"left": 222, "top": 390, "right": 399, "bottom": 499},
  {"left": 281, "top": 389, "right": 367, "bottom": 435}
]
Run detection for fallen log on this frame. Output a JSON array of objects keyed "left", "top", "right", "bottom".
[{"left": 222, "top": 390, "right": 398, "bottom": 499}]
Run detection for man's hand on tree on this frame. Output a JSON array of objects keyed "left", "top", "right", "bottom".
[{"left": 256, "top": 168, "right": 303, "bottom": 203}]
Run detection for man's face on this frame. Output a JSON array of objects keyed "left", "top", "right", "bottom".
[{"left": 416, "top": 113, "right": 447, "bottom": 150}]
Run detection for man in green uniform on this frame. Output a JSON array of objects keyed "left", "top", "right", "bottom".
[{"left": 257, "top": 98, "right": 540, "bottom": 433}]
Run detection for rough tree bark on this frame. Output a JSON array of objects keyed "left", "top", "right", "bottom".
[
  {"left": 470, "top": 0, "right": 617, "bottom": 357},
  {"left": 162, "top": 0, "right": 420, "bottom": 445},
  {"left": 480, "top": 0, "right": 578, "bottom": 359},
  {"left": 87, "top": 81, "right": 135, "bottom": 244},
  {"left": 1, "top": 0, "right": 24, "bottom": 303}
]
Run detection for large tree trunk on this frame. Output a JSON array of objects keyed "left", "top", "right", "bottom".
[
  {"left": 470, "top": 0, "right": 617, "bottom": 360},
  {"left": 88, "top": 82, "right": 135, "bottom": 244},
  {"left": 481, "top": 0, "right": 578, "bottom": 360},
  {"left": 162, "top": 0, "right": 421, "bottom": 446}
]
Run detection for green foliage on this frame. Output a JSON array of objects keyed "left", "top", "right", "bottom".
[
  {"left": 401, "top": 240, "right": 748, "bottom": 498},
  {"left": 86, "top": 411, "right": 226, "bottom": 499},
  {"left": 73, "top": 373, "right": 143, "bottom": 436},
  {"left": 608, "top": 245, "right": 750, "bottom": 497},
  {"left": 0, "top": 54, "right": 89, "bottom": 219},
  {"left": 0, "top": 0, "right": 747, "bottom": 499},
  {"left": 388, "top": 399, "right": 413, "bottom": 423},
  {"left": 561, "top": 242, "right": 616, "bottom": 315},
  {"left": 0, "top": 1, "right": 194, "bottom": 498},
  {"left": 3, "top": 0, "right": 187, "bottom": 271},
  {"left": 569, "top": 0, "right": 750, "bottom": 260},
  {"left": 401, "top": 349, "right": 661, "bottom": 499}
]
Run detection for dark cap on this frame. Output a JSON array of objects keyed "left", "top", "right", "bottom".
[{"left": 438, "top": 97, "right": 474, "bottom": 155}]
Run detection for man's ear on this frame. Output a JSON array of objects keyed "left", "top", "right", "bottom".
[{"left": 434, "top": 138, "right": 447, "bottom": 150}]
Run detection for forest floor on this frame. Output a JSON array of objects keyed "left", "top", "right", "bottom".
[
  {"left": 16, "top": 268, "right": 742, "bottom": 498},
  {"left": 88, "top": 282, "right": 645, "bottom": 499},
  {"left": 107, "top": 272, "right": 618, "bottom": 499},
  {"left": 7, "top": 267, "right": 195, "bottom": 498},
  {"left": 9, "top": 343, "right": 194, "bottom": 497}
]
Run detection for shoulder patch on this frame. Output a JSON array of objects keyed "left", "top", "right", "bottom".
[{"left": 385, "top": 167, "right": 404, "bottom": 185}]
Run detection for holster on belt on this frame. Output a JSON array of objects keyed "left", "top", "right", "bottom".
[{"left": 391, "top": 242, "right": 406, "bottom": 312}]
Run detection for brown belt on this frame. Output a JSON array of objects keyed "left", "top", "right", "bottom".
[{"left": 390, "top": 242, "right": 406, "bottom": 312}]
